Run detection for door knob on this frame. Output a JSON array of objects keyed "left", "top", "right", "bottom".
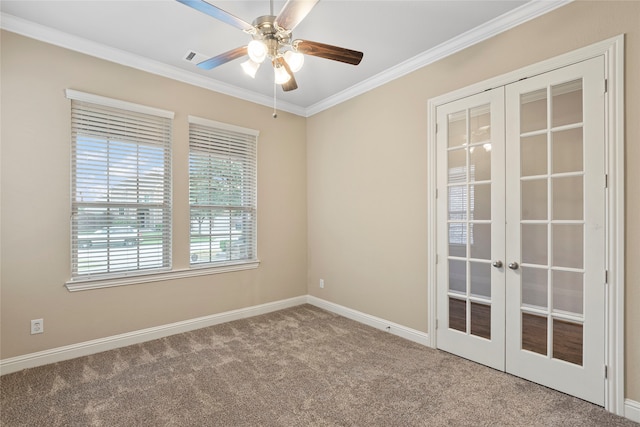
[
  {"left": 492, "top": 260, "right": 503, "bottom": 268},
  {"left": 508, "top": 262, "right": 519, "bottom": 270}
]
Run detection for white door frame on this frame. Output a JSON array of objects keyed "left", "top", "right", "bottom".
[{"left": 426, "top": 35, "right": 625, "bottom": 415}]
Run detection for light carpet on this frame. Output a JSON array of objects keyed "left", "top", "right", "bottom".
[{"left": 1, "top": 304, "right": 636, "bottom": 426}]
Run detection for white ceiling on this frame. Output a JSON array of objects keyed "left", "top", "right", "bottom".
[{"left": 0, "top": 0, "right": 568, "bottom": 116}]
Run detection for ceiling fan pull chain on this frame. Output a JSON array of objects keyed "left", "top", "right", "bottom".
[{"left": 273, "top": 80, "right": 278, "bottom": 119}]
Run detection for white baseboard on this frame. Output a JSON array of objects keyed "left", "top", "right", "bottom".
[
  {"left": 626, "top": 399, "right": 640, "bottom": 423},
  {"left": 306, "top": 296, "right": 430, "bottom": 347},
  {"left": 3, "top": 294, "right": 635, "bottom": 423},
  {"left": 0, "top": 295, "right": 307, "bottom": 376}
]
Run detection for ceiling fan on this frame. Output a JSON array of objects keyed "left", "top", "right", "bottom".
[{"left": 176, "top": 0, "right": 364, "bottom": 93}]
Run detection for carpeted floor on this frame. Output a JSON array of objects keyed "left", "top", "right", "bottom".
[{"left": 0, "top": 304, "right": 636, "bottom": 426}]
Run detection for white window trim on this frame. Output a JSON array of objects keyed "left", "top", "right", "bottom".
[
  {"left": 188, "top": 115, "right": 259, "bottom": 137},
  {"left": 66, "top": 89, "right": 177, "bottom": 289},
  {"left": 63, "top": 97, "right": 263, "bottom": 291},
  {"left": 65, "top": 89, "right": 174, "bottom": 118},
  {"left": 65, "top": 262, "right": 260, "bottom": 292},
  {"left": 187, "top": 115, "right": 259, "bottom": 269}
]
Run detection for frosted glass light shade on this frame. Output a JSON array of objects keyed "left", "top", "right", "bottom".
[
  {"left": 274, "top": 65, "right": 291, "bottom": 84},
  {"left": 241, "top": 59, "right": 260, "bottom": 78},
  {"left": 284, "top": 50, "right": 304, "bottom": 72},
  {"left": 247, "top": 40, "right": 267, "bottom": 63}
]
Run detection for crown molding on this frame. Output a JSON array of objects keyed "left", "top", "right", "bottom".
[
  {"left": 0, "top": 12, "right": 306, "bottom": 117},
  {"left": 305, "top": 0, "right": 572, "bottom": 116},
  {"left": 2, "top": 1, "right": 570, "bottom": 118}
]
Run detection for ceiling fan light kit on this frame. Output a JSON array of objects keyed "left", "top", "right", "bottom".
[
  {"left": 176, "top": 0, "right": 364, "bottom": 92},
  {"left": 284, "top": 50, "right": 304, "bottom": 72},
  {"left": 247, "top": 39, "right": 268, "bottom": 64},
  {"left": 240, "top": 58, "right": 260, "bottom": 78},
  {"left": 273, "top": 62, "right": 292, "bottom": 84}
]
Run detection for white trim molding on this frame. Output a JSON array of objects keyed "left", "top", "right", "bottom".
[
  {"left": 427, "top": 35, "right": 625, "bottom": 415},
  {"left": 65, "top": 89, "right": 175, "bottom": 118},
  {"left": 305, "top": 0, "right": 571, "bottom": 116},
  {"left": 0, "top": 13, "right": 305, "bottom": 117},
  {"left": 66, "top": 262, "right": 261, "bottom": 292},
  {"left": 625, "top": 399, "right": 640, "bottom": 423},
  {"left": 188, "top": 115, "right": 259, "bottom": 137},
  {"left": 0, "top": 296, "right": 305, "bottom": 375},
  {"left": 1, "top": 1, "right": 570, "bottom": 118},
  {"left": 2, "top": 293, "right": 637, "bottom": 423},
  {"left": 307, "top": 296, "right": 429, "bottom": 347},
  {"left": 0, "top": 295, "right": 430, "bottom": 376}
]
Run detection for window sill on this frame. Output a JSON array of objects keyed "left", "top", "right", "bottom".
[{"left": 65, "top": 261, "right": 260, "bottom": 292}]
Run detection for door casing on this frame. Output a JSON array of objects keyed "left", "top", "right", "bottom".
[{"left": 426, "top": 35, "right": 625, "bottom": 415}]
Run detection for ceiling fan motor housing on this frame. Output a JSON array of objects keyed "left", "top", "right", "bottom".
[{"left": 252, "top": 15, "right": 292, "bottom": 58}]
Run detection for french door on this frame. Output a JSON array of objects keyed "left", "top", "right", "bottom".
[{"left": 436, "top": 56, "right": 606, "bottom": 405}]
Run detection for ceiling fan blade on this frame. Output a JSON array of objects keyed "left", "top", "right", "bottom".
[
  {"left": 293, "top": 40, "right": 363, "bottom": 65},
  {"left": 176, "top": 0, "right": 254, "bottom": 32},
  {"left": 275, "top": 0, "right": 319, "bottom": 31},
  {"left": 275, "top": 57, "right": 298, "bottom": 92},
  {"left": 197, "top": 46, "right": 248, "bottom": 70}
]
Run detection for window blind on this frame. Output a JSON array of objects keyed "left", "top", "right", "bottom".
[
  {"left": 69, "top": 92, "right": 172, "bottom": 280},
  {"left": 188, "top": 116, "right": 258, "bottom": 266}
]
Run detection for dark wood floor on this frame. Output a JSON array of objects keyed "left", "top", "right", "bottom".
[
  {"left": 449, "top": 297, "right": 583, "bottom": 365},
  {"left": 448, "top": 297, "right": 490, "bottom": 340}
]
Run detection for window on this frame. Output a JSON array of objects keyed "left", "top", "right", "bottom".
[
  {"left": 67, "top": 90, "right": 173, "bottom": 280},
  {"left": 188, "top": 116, "right": 258, "bottom": 267}
]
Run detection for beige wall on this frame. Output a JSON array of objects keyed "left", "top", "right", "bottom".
[
  {"left": 306, "top": 0, "right": 639, "bottom": 400},
  {"left": 1, "top": 0, "right": 638, "bottom": 405},
  {"left": 0, "top": 31, "right": 308, "bottom": 358}
]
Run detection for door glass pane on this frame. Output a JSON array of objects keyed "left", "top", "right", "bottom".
[
  {"left": 521, "top": 179, "right": 547, "bottom": 220},
  {"left": 553, "top": 319, "right": 583, "bottom": 366},
  {"left": 552, "top": 224, "right": 583, "bottom": 269},
  {"left": 553, "top": 176, "right": 583, "bottom": 220},
  {"left": 448, "top": 149, "right": 466, "bottom": 183},
  {"left": 521, "top": 224, "right": 547, "bottom": 266},
  {"left": 522, "top": 267, "right": 547, "bottom": 308},
  {"left": 552, "top": 79, "right": 582, "bottom": 128},
  {"left": 448, "top": 111, "right": 467, "bottom": 148},
  {"left": 470, "top": 262, "right": 491, "bottom": 298},
  {"left": 522, "top": 313, "right": 547, "bottom": 356},
  {"left": 471, "top": 302, "right": 491, "bottom": 339},
  {"left": 470, "top": 145, "right": 491, "bottom": 181},
  {"left": 448, "top": 223, "right": 466, "bottom": 257},
  {"left": 552, "top": 128, "right": 583, "bottom": 173},
  {"left": 448, "top": 185, "right": 467, "bottom": 220},
  {"left": 469, "top": 223, "right": 491, "bottom": 260},
  {"left": 470, "top": 104, "right": 491, "bottom": 143},
  {"left": 552, "top": 270, "right": 583, "bottom": 315},
  {"left": 470, "top": 183, "right": 491, "bottom": 220},
  {"left": 521, "top": 134, "right": 547, "bottom": 177},
  {"left": 449, "top": 297, "right": 466, "bottom": 332},
  {"left": 449, "top": 259, "right": 466, "bottom": 295},
  {"left": 521, "top": 89, "right": 547, "bottom": 133}
]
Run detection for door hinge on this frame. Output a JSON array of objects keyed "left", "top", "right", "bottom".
[
  {"left": 605, "top": 174, "right": 608, "bottom": 189},
  {"left": 605, "top": 270, "right": 608, "bottom": 284},
  {"left": 435, "top": 123, "right": 438, "bottom": 133},
  {"left": 436, "top": 254, "right": 439, "bottom": 264},
  {"left": 604, "top": 365, "right": 608, "bottom": 379},
  {"left": 604, "top": 79, "right": 608, "bottom": 93},
  {"left": 436, "top": 319, "right": 439, "bottom": 330}
]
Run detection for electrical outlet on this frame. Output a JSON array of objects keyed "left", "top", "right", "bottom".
[
  {"left": 31, "top": 319, "right": 44, "bottom": 335},
  {"left": 319, "top": 279, "right": 325, "bottom": 289}
]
